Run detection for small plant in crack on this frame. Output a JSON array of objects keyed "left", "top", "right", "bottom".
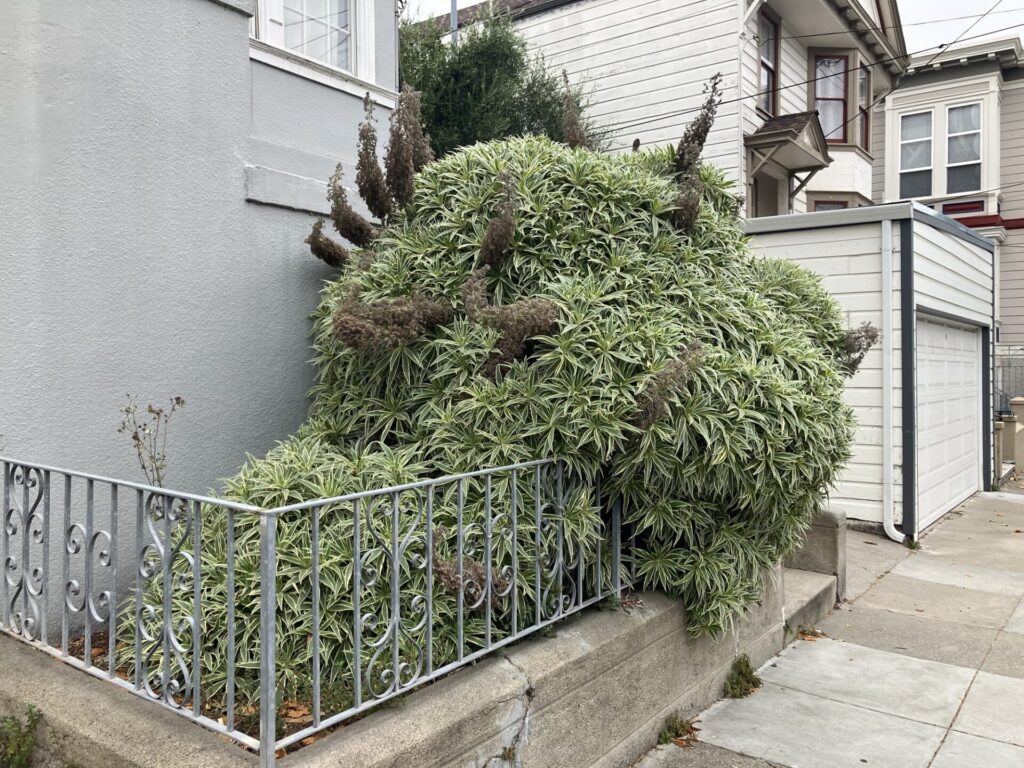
[
  {"left": 657, "top": 711, "right": 699, "bottom": 747},
  {"left": 724, "top": 654, "right": 761, "bottom": 698}
]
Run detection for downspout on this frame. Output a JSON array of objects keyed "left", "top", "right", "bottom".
[{"left": 880, "top": 219, "right": 904, "bottom": 543}]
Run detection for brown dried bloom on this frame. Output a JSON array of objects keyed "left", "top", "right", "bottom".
[
  {"left": 332, "top": 289, "right": 452, "bottom": 351},
  {"left": 669, "top": 178, "right": 703, "bottom": 233},
  {"left": 356, "top": 93, "right": 393, "bottom": 222},
  {"left": 397, "top": 85, "right": 434, "bottom": 171},
  {"left": 478, "top": 171, "right": 517, "bottom": 269},
  {"left": 675, "top": 73, "right": 723, "bottom": 178},
  {"left": 305, "top": 218, "right": 349, "bottom": 268},
  {"left": 631, "top": 344, "right": 703, "bottom": 429},
  {"left": 433, "top": 551, "right": 508, "bottom": 612},
  {"left": 632, "top": 138, "right": 641, "bottom": 152},
  {"left": 462, "top": 269, "right": 558, "bottom": 378},
  {"left": 839, "top": 322, "right": 880, "bottom": 377},
  {"left": 385, "top": 109, "right": 415, "bottom": 208},
  {"left": 562, "top": 70, "right": 586, "bottom": 149},
  {"left": 328, "top": 165, "right": 375, "bottom": 247}
]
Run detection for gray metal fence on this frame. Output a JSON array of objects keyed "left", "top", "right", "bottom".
[
  {"left": 0, "top": 456, "right": 622, "bottom": 766},
  {"left": 994, "top": 359, "right": 1024, "bottom": 416}
]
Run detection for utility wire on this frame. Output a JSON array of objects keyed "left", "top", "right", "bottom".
[
  {"left": 768, "top": 7, "right": 1024, "bottom": 42},
  {"left": 594, "top": 17, "right": 1023, "bottom": 138}
]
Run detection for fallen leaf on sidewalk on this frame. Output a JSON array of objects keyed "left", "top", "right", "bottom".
[{"left": 798, "top": 628, "right": 826, "bottom": 641}]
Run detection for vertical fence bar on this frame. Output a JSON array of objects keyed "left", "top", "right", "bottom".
[
  {"left": 21, "top": 468, "right": 30, "bottom": 634},
  {"left": 226, "top": 507, "right": 236, "bottom": 731},
  {"left": 311, "top": 504, "right": 321, "bottom": 727},
  {"left": 390, "top": 491, "right": 400, "bottom": 693},
  {"left": 510, "top": 469, "right": 518, "bottom": 636},
  {"left": 62, "top": 475, "right": 71, "bottom": 657},
  {"left": 612, "top": 498, "right": 622, "bottom": 598},
  {"left": 456, "top": 479, "right": 464, "bottom": 661},
  {"left": 533, "top": 466, "right": 542, "bottom": 625},
  {"left": 555, "top": 464, "right": 564, "bottom": 618},
  {"left": 259, "top": 512, "right": 278, "bottom": 768},
  {"left": 133, "top": 488, "right": 143, "bottom": 687},
  {"left": 352, "top": 498, "right": 362, "bottom": 710},
  {"left": 161, "top": 494, "right": 171, "bottom": 701},
  {"left": 484, "top": 474, "right": 492, "bottom": 648},
  {"left": 425, "top": 486, "right": 434, "bottom": 676},
  {"left": 84, "top": 479, "right": 94, "bottom": 667},
  {"left": 191, "top": 500, "right": 202, "bottom": 716},
  {"left": 108, "top": 485, "right": 118, "bottom": 678},
  {"left": 1, "top": 462, "right": 8, "bottom": 629},
  {"left": 593, "top": 475, "right": 602, "bottom": 601},
  {"left": 41, "top": 470, "right": 50, "bottom": 645}
]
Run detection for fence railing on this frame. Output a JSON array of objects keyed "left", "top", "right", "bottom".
[
  {"left": 0, "top": 456, "right": 623, "bottom": 766},
  {"left": 994, "top": 361, "right": 1024, "bottom": 416}
]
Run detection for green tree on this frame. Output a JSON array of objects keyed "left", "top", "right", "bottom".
[{"left": 400, "top": 11, "right": 602, "bottom": 157}]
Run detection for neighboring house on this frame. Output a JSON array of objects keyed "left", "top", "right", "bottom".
[
  {"left": 452, "top": 0, "right": 908, "bottom": 216},
  {"left": 873, "top": 38, "right": 1023, "bottom": 360},
  {"left": 0, "top": 0, "right": 398, "bottom": 488}
]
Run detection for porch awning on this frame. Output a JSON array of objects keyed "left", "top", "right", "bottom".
[{"left": 744, "top": 112, "right": 832, "bottom": 174}]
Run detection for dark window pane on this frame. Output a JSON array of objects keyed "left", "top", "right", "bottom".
[
  {"left": 900, "top": 170, "right": 932, "bottom": 199},
  {"left": 948, "top": 164, "right": 981, "bottom": 193}
]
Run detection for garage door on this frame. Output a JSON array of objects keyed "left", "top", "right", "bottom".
[{"left": 916, "top": 317, "right": 982, "bottom": 531}]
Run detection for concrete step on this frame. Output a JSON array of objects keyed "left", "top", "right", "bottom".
[{"left": 782, "top": 568, "right": 837, "bottom": 642}]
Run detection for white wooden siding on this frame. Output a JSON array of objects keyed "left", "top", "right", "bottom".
[
  {"left": 515, "top": 0, "right": 743, "bottom": 174},
  {"left": 748, "top": 223, "right": 904, "bottom": 524},
  {"left": 913, "top": 220, "right": 993, "bottom": 327},
  {"left": 871, "top": 101, "right": 885, "bottom": 203}
]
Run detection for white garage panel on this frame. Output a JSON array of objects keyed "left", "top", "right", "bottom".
[{"left": 916, "top": 317, "right": 981, "bottom": 530}]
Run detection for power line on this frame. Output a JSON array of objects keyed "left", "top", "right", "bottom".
[
  {"left": 766, "top": 7, "right": 1024, "bottom": 42},
  {"left": 594, "top": 17, "right": 1023, "bottom": 138},
  {"left": 819, "top": 1, "right": 1006, "bottom": 152}
]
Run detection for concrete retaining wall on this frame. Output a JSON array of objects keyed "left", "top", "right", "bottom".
[{"left": 0, "top": 569, "right": 787, "bottom": 768}]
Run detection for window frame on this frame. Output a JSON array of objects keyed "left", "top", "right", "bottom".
[
  {"left": 251, "top": 0, "right": 374, "bottom": 82},
  {"left": 757, "top": 9, "right": 781, "bottom": 117},
  {"left": 857, "top": 66, "right": 871, "bottom": 151},
  {"left": 945, "top": 101, "right": 983, "bottom": 195},
  {"left": 813, "top": 53, "right": 850, "bottom": 144},
  {"left": 898, "top": 109, "right": 934, "bottom": 200},
  {"left": 280, "top": 0, "right": 353, "bottom": 73}
]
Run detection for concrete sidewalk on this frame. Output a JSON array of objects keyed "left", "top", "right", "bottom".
[{"left": 638, "top": 492, "right": 1024, "bottom": 768}]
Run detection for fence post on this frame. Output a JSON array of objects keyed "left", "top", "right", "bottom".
[
  {"left": 259, "top": 512, "right": 278, "bottom": 768},
  {"left": 611, "top": 498, "right": 622, "bottom": 598}
]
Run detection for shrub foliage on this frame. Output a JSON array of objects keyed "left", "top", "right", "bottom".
[
  {"left": 400, "top": 11, "right": 602, "bottom": 156},
  {"left": 135, "top": 90, "right": 858, "bottom": 727}
]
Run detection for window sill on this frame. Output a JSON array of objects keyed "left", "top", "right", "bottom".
[
  {"left": 823, "top": 143, "right": 873, "bottom": 162},
  {"left": 249, "top": 39, "right": 397, "bottom": 109}
]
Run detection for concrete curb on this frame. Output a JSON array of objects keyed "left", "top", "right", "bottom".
[{"left": 0, "top": 565, "right": 837, "bottom": 768}]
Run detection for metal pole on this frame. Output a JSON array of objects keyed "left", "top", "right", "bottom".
[
  {"left": 450, "top": 0, "right": 458, "bottom": 45},
  {"left": 259, "top": 512, "right": 278, "bottom": 768}
]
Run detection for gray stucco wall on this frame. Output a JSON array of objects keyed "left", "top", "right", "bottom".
[{"left": 0, "top": 0, "right": 397, "bottom": 493}]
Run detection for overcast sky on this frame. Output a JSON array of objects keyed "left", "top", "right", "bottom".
[{"left": 406, "top": 1, "right": 1024, "bottom": 53}]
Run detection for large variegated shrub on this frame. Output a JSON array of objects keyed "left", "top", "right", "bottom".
[{"left": 138, "top": 103, "right": 857, "bottom": 724}]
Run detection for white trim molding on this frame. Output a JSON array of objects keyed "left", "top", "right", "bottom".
[{"left": 249, "top": 39, "right": 397, "bottom": 109}]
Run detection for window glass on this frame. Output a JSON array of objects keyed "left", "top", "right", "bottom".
[
  {"left": 814, "top": 56, "right": 847, "bottom": 141},
  {"left": 901, "top": 112, "right": 931, "bottom": 140},
  {"left": 818, "top": 101, "right": 844, "bottom": 139},
  {"left": 948, "top": 133, "right": 981, "bottom": 165},
  {"left": 900, "top": 170, "right": 932, "bottom": 199},
  {"left": 815, "top": 57, "right": 846, "bottom": 98},
  {"left": 282, "top": 0, "right": 351, "bottom": 70},
  {"left": 948, "top": 165, "right": 981, "bottom": 193},
  {"left": 948, "top": 104, "right": 981, "bottom": 133},
  {"left": 758, "top": 13, "right": 778, "bottom": 115},
  {"left": 900, "top": 141, "right": 931, "bottom": 170}
]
